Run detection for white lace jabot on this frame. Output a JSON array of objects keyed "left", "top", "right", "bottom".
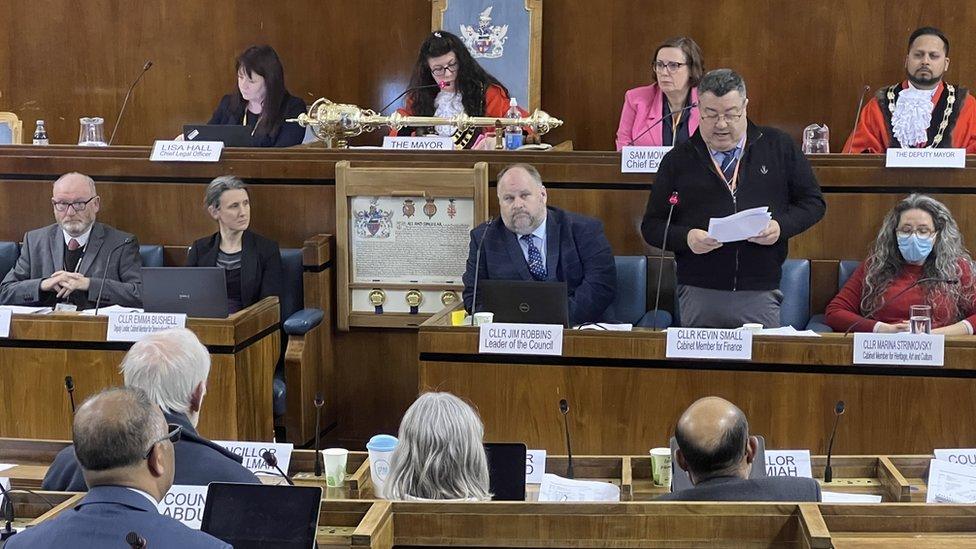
[
  {"left": 433, "top": 90, "right": 464, "bottom": 137},
  {"left": 891, "top": 84, "right": 938, "bottom": 147}
]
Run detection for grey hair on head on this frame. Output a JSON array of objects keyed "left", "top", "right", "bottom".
[
  {"left": 699, "top": 68, "right": 747, "bottom": 98},
  {"left": 861, "top": 193, "right": 975, "bottom": 319},
  {"left": 120, "top": 328, "right": 211, "bottom": 418},
  {"left": 204, "top": 175, "right": 248, "bottom": 210},
  {"left": 53, "top": 172, "right": 97, "bottom": 195},
  {"left": 385, "top": 392, "right": 491, "bottom": 501}
]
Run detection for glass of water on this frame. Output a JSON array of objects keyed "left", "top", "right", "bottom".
[{"left": 910, "top": 304, "right": 932, "bottom": 334}]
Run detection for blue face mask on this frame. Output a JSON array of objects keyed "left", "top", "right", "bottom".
[{"left": 897, "top": 233, "right": 934, "bottom": 263}]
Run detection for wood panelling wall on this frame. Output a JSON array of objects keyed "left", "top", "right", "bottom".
[{"left": 3, "top": 1, "right": 976, "bottom": 151}]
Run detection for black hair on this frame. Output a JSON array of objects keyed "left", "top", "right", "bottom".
[
  {"left": 909, "top": 26, "right": 949, "bottom": 55},
  {"left": 675, "top": 412, "right": 749, "bottom": 479},
  {"left": 405, "top": 31, "right": 509, "bottom": 117},
  {"left": 230, "top": 45, "right": 291, "bottom": 138}
]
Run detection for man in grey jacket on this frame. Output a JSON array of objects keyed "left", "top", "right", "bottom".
[
  {"left": 658, "top": 396, "right": 821, "bottom": 502},
  {"left": 0, "top": 172, "right": 142, "bottom": 309}
]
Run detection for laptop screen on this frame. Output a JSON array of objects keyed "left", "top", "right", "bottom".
[
  {"left": 200, "top": 483, "right": 322, "bottom": 548},
  {"left": 478, "top": 280, "right": 569, "bottom": 327},
  {"left": 484, "top": 442, "right": 527, "bottom": 501}
]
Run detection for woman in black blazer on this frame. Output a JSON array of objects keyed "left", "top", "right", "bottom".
[{"left": 186, "top": 176, "right": 283, "bottom": 314}]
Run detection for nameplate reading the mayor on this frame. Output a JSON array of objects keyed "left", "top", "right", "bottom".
[
  {"left": 479, "top": 323, "right": 563, "bottom": 356},
  {"left": 214, "top": 441, "right": 294, "bottom": 476},
  {"left": 666, "top": 328, "right": 752, "bottom": 360},
  {"left": 852, "top": 333, "right": 944, "bottom": 366},
  {"left": 885, "top": 148, "right": 965, "bottom": 169},
  {"left": 382, "top": 136, "right": 454, "bottom": 150},
  {"left": 620, "top": 146, "right": 672, "bottom": 173},
  {"left": 106, "top": 312, "right": 187, "bottom": 342},
  {"left": 150, "top": 140, "right": 224, "bottom": 162},
  {"left": 765, "top": 450, "right": 813, "bottom": 478},
  {"left": 157, "top": 485, "right": 207, "bottom": 529}
]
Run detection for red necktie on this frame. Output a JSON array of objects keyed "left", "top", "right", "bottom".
[{"left": 68, "top": 238, "right": 80, "bottom": 251}]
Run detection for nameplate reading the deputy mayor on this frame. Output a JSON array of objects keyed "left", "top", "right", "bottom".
[
  {"left": 934, "top": 449, "right": 976, "bottom": 466},
  {"left": 852, "top": 333, "right": 944, "bottom": 366},
  {"left": 0, "top": 309, "right": 10, "bottom": 338},
  {"left": 620, "top": 146, "right": 672, "bottom": 173},
  {"left": 765, "top": 450, "right": 813, "bottom": 478},
  {"left": 666, "top": 328, "right": 752, "bottom": 360},
  {"left": 885, "top": 148, "right": 965, "bottom": 169},
  {"left": 106, "top": 312, "right": 187, "bottom": 342},
  {"left": 479, "top": 323, "right": 564, "bottom": 356},
  {"left": 214, "top": 441, "right": 294, "bottom": 476},
  {"left": 382, "top": 136, "right": 454, "bottom": 150},
  {"left": 150, "top": 140, "right": 224, "bottom": 162},
  {"left": 157, "top": 485, "right": 207, "bottom": 529}
]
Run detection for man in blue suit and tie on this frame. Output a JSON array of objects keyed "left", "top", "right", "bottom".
[
  {"left": 463, "top": 163, "right": 616, "bottom": 326},
  {"left": 6, "top": 387, "right": 231, "bottom": 548}
]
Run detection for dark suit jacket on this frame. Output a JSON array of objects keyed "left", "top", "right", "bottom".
[
  {"left": 4, "top": 485, "right": 230, "bottom": 549},
  {"left": 185, "top": 230, "right": 283, "bottom": 309},
  {"left": 462, "top": 206, "right": 616, "bottom": 326},
  {"left": 656, "top": 475, "right": 822, "bottom": 502},
  {"left": 0, "top": 222, "right": 142, "bottom": 308},
  {"left": 208, "top": 93, "right": 307, "bottom": 147},
  {"left": 42, "top": 411, "right": 259, "bottom": 492}
]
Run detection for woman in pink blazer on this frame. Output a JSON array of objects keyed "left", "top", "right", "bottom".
[{"left": 616, "top": 37, "right": 704, "bottom": 150}]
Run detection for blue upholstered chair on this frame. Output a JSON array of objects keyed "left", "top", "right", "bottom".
[
  {"left": 0, "top": 242, "right": 20, "bottom": 280},
  {"left": 807, "top": 260, "right": 862, "bottom": 332},
  {"left": 610, "top": 256, "right": 646, "bottom": 324},
  {"left": 138, "top": 245, "right": 164, "bottom": 268}
]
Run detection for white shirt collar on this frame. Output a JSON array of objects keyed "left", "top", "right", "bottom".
[
  {"left": 904, "top": 81, "right": 939, "bottom": 99},
  {"left": 126, "top": 487, "right": 159, "bottom": 506},
  {"left": 530, "top": 214, "right": 547, "bottom": 242},
  {"left": 62, "top": 225, "right": 94, "bottom": 248}
]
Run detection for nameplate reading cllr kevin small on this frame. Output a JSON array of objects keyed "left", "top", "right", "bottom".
[
  {"left": 666, "top": 328, "right": 752, "bottom": 360},
  {"left": 885, "top": 147, "right": 965, "bottom": 168},
  {"left": 479, "top": 323, "right": 564, "bottom": 356},
  {"left": 620, "top": 146, "right": 672, "bottom": 173},
  {"left": 852, "top": 333, "right": 944, "bottom": 366}
]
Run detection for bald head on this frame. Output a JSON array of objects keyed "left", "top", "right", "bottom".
[
  {"left": 52, "top": 172, "right": 100, "bottom": 237},
  {"left": 674, "top": 397, "right": 753, "bottom": 482},
  {"left": 73, "top": 387, "right": 165, "bottom": 472}
]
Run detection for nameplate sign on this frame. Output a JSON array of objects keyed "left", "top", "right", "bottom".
[
  {"left": 526, "top": 449, "right": 547, "bottom": 484},
  {"left": 885, "top": 148, "right": 965, "bottom": 169},
  {"left": 765, "top": 450, "right": 813, "bottom": 478},
  {"left": 214, "top": 441, "right": 294, "bottom": 476},
  {"left": 106, "top": 312, "right": 187, "bottom": 342},
  {"left": 665, "top": 328, "right": 752, "bottom": 360},
  {"left": 382, "top": 136, "right": 454, "bottom": 150},
  {"left": 479, "top": 323, "right": 564, "bottom": 356},
  {"left": 935, "top": 449, "right": 976, "bottom": 466},
  {"left": 0, "top": 309, "right": 10, "bottom": 338},
  {"left": 158, "top": 485, "right": 207, "bottom": 529},
  {"left": 852, "top": 333, "right": 944, "bottom": 366},
  {"left": 620, "top": 146, "right": 672, "bottom": 173},
  {"left": 150, "top": 140, "right": 224, "bottom": 162}
]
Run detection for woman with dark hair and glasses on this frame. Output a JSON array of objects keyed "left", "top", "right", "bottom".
[
  {"left": 393, "top": 31, "right": 521, "bottom": 149},
  {"left": 616, "top": 36, "right": 704, "bottom": 150},
  {"left": 208, "top": 45, "right": 306, "bottom": 147},
  {"left": 825, "top": 194, "right": 976, "bottom": 334}
]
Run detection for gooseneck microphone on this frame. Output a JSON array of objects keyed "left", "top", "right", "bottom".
[
  {"left": 559, "top": 399, "right": 574, "bottom": 479},
  {"left": 626, "top": 102, "right": 699, "bottom": 147},
  {"left": 64, "top": 375, "right": 76, "bottom": 414},
  {"left": 109, "top": 60, "right": 154, "bottom": 146},
  {"left": 126, "top": 531, "right": 148, "bottom": 549},
  {"left": 652, "top": 191, "right": 680, "bottom": 330},
  {"left": 823, "top": 400, "right": 846, "bottom": 483},
  {"left": 842, "top": 276, "right": 959, "bottom": 335},
  {"left": 842, "top": 85, "right": 872, "bottom": 154},
  {"left": 378, "top": 81, "right": 447, "bottom": 114},
  {"left": 468, "top": 217, "right": 495, "bottom": 319},
  {"left": 313, "top": 393, "right": 325, "bottom": 477},
  {"left": 0, "top": 481, "right": 16, "bottom": 541},
  {"left": 261, "top": 450, "right": 295, "bottom": 486},
  {"left": 93, "top": 237, "right": 135, "bottom": 315}
]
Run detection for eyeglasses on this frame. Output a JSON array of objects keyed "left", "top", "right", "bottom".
[
  {"left": 897, "top": 228, "right": 936, "bottom": 238},
  {"left": 700, "top": 110, "right": 746, "bottom": 124},
  {"left": 654, "top": 61, "right": 687, "bottom": 73},
  {"left": 430, "top": 60, "right": 458, "bottom": 76},
  {"left": 143, "top": 423, "right": 183, "bottom": 459},
  {"left": 52, "top": 196, "right": 97, "bottom": 212}
]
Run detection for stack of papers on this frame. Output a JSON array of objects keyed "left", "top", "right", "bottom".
[
  {"left": 80, "top": 305, "right": 144, "bottom": 316},
  {"left": 757, "top": 326, "right": 821, "bottom": 337},
  {"left": 0, "top": 305, "right": 52, "bottom": 315},
  {"left": 538, "top": 473, "right": 620, "bottom": 502},
  {"left": 708, "top": 207, "right": 772, "bottom": 243},
  {"left": 927, "top": 458, "right": 976, "bottom": 503}
]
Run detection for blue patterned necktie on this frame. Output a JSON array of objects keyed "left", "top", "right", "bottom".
[
  {"left": 721, "top": 149, "right": 738, "bottom": 184},
  {"left": 522, "top": 234, "right": 547, "bottom": 281}
]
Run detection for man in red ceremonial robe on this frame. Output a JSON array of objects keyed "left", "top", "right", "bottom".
[{"left": 844, "top": 26, "right": 976, "bottom": 153}]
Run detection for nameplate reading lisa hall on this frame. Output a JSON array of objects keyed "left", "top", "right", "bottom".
[
  {"left": 620, "top": 146, "right": 672, "bottom": 173},
  {"left": 150, "top": 140, "right": 224, "bottom": 162},
  {"left": 479, "top": 323, "right": 564, "bottom": 356},
  {"left": 666, "top": 328, "right": 752, "bottom": 360},
  {"left": 382, "top": 136, "right": 454, "bottom": 150},
  {"left": 852, "top": 333, "right": 944, "bottom": 366},
  {"left": 106, "top": 312, "right": 187, "bottom": 342},
  {"left": 885, "top": 148, "right": 965, "bottom": 169}
]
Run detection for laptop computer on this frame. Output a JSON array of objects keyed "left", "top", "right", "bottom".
[
  {"left": 484, "top": 442, "right": 527, "bottom": 501},
  {"left": 479, "top": 280, "right": 569, "bottom": 327},
  {"left": 201, "top": 483, "right": 322, "bottom": 549},
  {"left": 183, "top": 124, "right": 254, "bottom": 147},
  {"left": 141, "top": 267, "right": 229, "bottom": 319}
]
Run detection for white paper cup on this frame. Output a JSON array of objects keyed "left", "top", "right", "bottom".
[
  {"left": 322, "top": 448, "right": 349, "bottom": 488},
  {"left": 366, "top": 434, "right": 398, "bottom": 498},
  {"left": 473, "top": 312, "right": 494, "bottom": 325},
  {"left": 650, "top": 447, "right": 672, "bottom": 488},
  {"left": 742, "top": 323, "right": 763, "bottom": 333}
]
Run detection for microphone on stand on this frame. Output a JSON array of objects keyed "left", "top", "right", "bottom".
[
  {"left": 0, "top": 480, "right": 17, "bottom": 541},
  {"left": 93, "top": 237, "right": 135, "bottom": 315},
  {"left": 109, "top": 60, "right": 154, "bottom": 146},
  {"left": 261, "top": 450, "right": 295, "bottom": 486},
  {"left": 379, "top": 81, "right": 447, "bottom": 114},
  {"left": 823, "top": 400, "right": 846, "bottom": 483},
  {"left": 559, "top": 399, "right": 574, "bottom": 479},
  {"left": 64, "top": 375, "right": 76, "bottom": 415},
  {"left": 468, "top": 217, "right": 495, "bottom": 320},
  {"left": 627, "top": 102, "right": 698, "bottom": 147},
  {"left": 651, "top": 191, "right": 679, "bottom": 330},
  {"left": 842, "top": 277, "right": 958, "bottom": 335},
  {"left": 842, "top": 85, "right": 872, "bottom": 154},
  {"left": 313, "top": 393, "right": 325, "bottom": 477},
  {"left": 125, "top": 531, "right": 148, "bottom": 549}
]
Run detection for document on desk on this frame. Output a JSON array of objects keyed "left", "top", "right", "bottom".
[
  {"left": 707, "top": 206, "right": 772, "bottom": 243},
  {"left": 80, "top": 305, "right": 144, "bottom": 316},
  {"left": 538, "top": 473, "right": 620, "bottom": 502},
  {"left": 821, "top": 491, "right": 882, "bottom": 503},
  {"left": 926, "top": 458, "right": 976, "bottom": 503},
  {"left": 0, "top": 305, "right": 53, "bottom": 315},
  {"left": 758, "top": 326, "right": 821, "bottom": 337}
]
